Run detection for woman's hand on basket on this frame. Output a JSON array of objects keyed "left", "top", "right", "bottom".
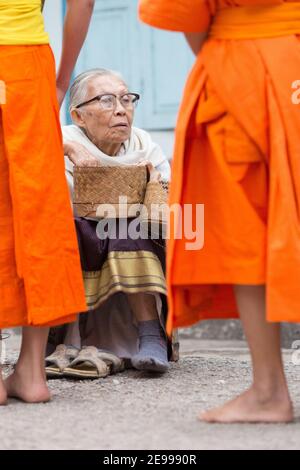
[
  {"left": 137, "top": 160, "right": 161, "bottom": 182},
  {"left": 64, "top": 141, "right": 101, "bottom": 167}
]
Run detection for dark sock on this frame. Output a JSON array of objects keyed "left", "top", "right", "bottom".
[{"left": 132, "top": 320, "right": 169, "bottom": 371}]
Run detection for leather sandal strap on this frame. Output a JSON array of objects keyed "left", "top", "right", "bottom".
[
  {"left": 45, "top": 344, "right": 78, "bottom": 372},
  {"left": 69, "top": 347, "right": 109, "bottom": 376},
  {"left": 69, "top": 346, "right": 124, "bottom": 375},
  {"left": 96, "top": 350, "right": 124, "bottom": 373}
]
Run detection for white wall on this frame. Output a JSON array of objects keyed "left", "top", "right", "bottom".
[
  {"left": 151, "top": 131, "right": 174, "bottom": 161},
  {"left": 43, "top": 0, "right": 63, "bottom": 63},
  {"left": 43, "top": 0, "right": 66, "bottom": 124}
]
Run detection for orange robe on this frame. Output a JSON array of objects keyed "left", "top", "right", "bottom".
[
  {"left": 0, "top": 45, "right": 86, "bottom": 328},
  {"left": 139, "top": 0, "right": 300, "bottom": 330}
]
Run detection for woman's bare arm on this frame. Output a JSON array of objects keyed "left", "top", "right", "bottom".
[
  {"left": 56, "top": 0, "right": 95, "bottom": 106},
  {"left": 184, "top": 32, "right": 208, "bottom": 56}
]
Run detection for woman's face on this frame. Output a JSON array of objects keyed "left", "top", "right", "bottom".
[{"left": 73, "top": 75, "right": 134, "bottom": 148}]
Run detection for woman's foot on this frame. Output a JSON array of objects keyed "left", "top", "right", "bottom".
[
  {"left": 5, "top": 367, "right": 51, "bottom": 404},
  {"left": 131, "top": 320, "right": 170, "bottom": 373},
  {"left": 199, "top": 385, "right": 293, "bottom": 423},
  {"left": 0, "top": 374, "right": 7, "bottom": 405}
]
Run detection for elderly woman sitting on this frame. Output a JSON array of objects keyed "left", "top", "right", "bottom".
[{"left": 46, "top": 69, "right": 177, "bottom": 378}]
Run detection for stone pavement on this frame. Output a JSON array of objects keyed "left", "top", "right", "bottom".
[{"left": 0, "top": 331, "right": 300, "bottom": 450}]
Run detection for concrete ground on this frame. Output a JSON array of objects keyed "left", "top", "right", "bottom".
[{"left": 0, "top": 331, "right": 300, "bottom": 450}]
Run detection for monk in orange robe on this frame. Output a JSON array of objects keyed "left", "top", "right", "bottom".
[
  {"left": 0, "top": 0, "right": 95, "bottom": 405},
  {"left": 139, "top": 0, "right": 300, "bottom": 422}
]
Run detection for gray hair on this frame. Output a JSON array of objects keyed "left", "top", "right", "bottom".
[{"left": 69, "top": 68, "right": 126, "bottom": 112}]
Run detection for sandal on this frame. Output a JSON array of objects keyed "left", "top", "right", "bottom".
[
  {"left": 45, "top": 344, "right": 79, "bottom": 377},
  {"left": 63, "top": 346, "right": 125, "bottom": 379}
]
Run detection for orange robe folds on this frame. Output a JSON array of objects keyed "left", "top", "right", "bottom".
[
  {"left": 0, "top": 45, "right": 86, "bottom": 328},
  {"left": 139, "top": 1, "right": 300, "bottom": 330}
]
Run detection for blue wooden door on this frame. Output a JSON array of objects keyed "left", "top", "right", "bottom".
[{"left": 72, "top": 0, "right": 194, "bottom": 130}]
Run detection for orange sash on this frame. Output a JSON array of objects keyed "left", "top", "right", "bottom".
[{"left": 210, "top": 3, "right": 300, "bottom": 39}]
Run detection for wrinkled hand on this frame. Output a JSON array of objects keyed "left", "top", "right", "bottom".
[
  {"left": 137, "top": 160, "right": 161, "bottom": 182},
  {"left": 64, "top": 141, "right": 101, "bottom": 167}
]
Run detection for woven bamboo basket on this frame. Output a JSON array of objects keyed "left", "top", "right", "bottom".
[
  {"left": 73, "top": 165, "right": 147, "bottom": 218},
  {"left": 140, "top": 180, "right": 169, "bottom": 239}
]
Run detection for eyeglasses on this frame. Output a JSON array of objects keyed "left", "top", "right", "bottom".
[{"left": 75, "top": 93, "right": 140, "bottom": 110}]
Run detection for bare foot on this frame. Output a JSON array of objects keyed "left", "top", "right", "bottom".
[
  {"left": 5, "top": 369, "right": 51, "bottom": 404},
  {"left": 199, "top": 387, "right": 293, "bottom": 423},
  {"left": 0, "top": 374, "right": 7, "bottom": 406}
]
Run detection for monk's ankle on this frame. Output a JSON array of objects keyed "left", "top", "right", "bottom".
[{"left": 252, "top": 381, "right": 291, "bottom": 406}]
